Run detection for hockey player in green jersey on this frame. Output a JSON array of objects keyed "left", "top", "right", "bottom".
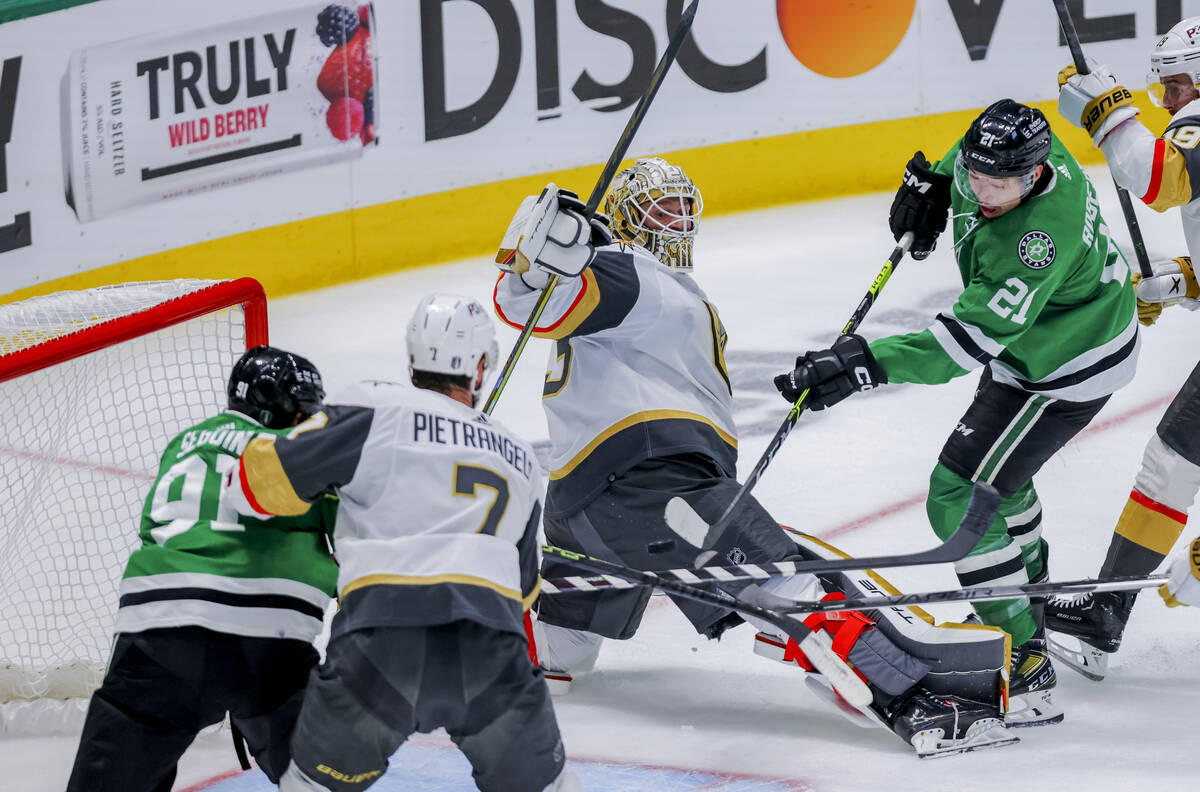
[
  {"left": 775, "top": 100, "right": 1139, "bottom": 727},
  {"left": 67, "top": 346, "right": 337, "bottom": 792}
]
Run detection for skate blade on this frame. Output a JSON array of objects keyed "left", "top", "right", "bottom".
[
  {"left": 1046, "top": 632, "right": 1109, "bottom": 682},
  {"left": 802, "top": 674, "right": 887, "bottom": 730},
  {"left": 1005, "top": 689, "right": 1064, "bottom": 728},
  {"left": 913, "top": 719, "right": 1020, "bottom": 759}
]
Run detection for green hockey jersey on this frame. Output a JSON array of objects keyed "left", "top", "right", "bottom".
[
  {"left": 871, "top": 134, "right": 1138, "bottom": 402},
  {"left": 115, "top": 411, "right": 338, "bottom": 642}
]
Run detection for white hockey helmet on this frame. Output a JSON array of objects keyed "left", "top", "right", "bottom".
[
  {"left": 1147, "top": 17, "right": 1200, "bottom": 107},
  {"left": 405, "top": 292, "right": 499, "bottom": 405},
  {"left": 604, "top": 157, "right": 703, "bottom": 270}
]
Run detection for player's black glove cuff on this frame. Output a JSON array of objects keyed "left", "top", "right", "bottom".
[
  {"left": 773, "top": 334, "right": 887, "bottom": 410},
  {"left": 889, "top": 151, "right": 951, "bottom": 261}
]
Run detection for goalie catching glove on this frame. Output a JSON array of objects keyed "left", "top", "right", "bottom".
[
  {"left": 888, "top": 151, "right": 951, "bottom": 261},
  {"left": 773, "top": 334, "right": 886, "bottom": 410},
  {"left": 1057, "top": 58, "right": 1138, "bottom": 147},
  {"left": 495, "top": 183, "right": 613, "bottom": 289},
  {"left": 1160, "top": 536, "right": 1200, "bottom": 608},
  {"left": 1133, "top": 256, "right": 1200, "bottom": 326}
]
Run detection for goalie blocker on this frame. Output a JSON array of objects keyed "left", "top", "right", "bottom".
[{"left": 753, "top": 530, "right": 1015, "bottom": 758}]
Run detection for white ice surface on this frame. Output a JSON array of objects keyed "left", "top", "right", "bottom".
[{"left": 5, "top": 168, "right": 1200, "bottom": 790}]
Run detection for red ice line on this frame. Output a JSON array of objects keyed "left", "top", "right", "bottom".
[
  {"left": 817, "top": 392, "right": 1179, "bottom": 541},
  {"left": 0, "top": 444, "right": 156, "bottom": 482}
]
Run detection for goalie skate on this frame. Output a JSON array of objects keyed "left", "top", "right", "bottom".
[{"left": 885, "top": 689, "right": 1018, "bottom": 759}]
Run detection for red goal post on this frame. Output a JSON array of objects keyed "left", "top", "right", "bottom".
[{"left": 0, "top": 278, "right": 267, "bottom": 733}]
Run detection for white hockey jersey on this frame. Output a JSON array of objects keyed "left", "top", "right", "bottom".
[
  {"left": 1101, "top": 97, "right": 1200, "bottom": 261},
  {"left": 494, "top": 243, "right": 737, "bottom": 518},
  {"left": 229, "top": 380, "right": 543, "bottom": 637}
]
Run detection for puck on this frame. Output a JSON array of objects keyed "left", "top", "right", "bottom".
[{"left": 647, "top": 539, "right": 675, "bottom": 554}]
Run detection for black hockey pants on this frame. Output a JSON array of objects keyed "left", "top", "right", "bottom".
[{"left": 66, "top": 626, "right": 318, "bottom": 792}]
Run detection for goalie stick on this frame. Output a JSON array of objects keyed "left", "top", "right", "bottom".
[
  {"left": 542, "top": 544, "right": 872, "bottom": 707},
  {"left": 760, "top": 573, "right": 1171, "bottom": 617},
  {"left": 1051, "top": 0, "right": 1152, "bottom": 278},
  {"left": 543, "top": 481, "right": 997, "bottom": 593},
  {"left": 482, "top": 0, "right": 700, "bottom": 415},
  {"left": 664, "top": 232, "right": 914, "bottom": 551}
]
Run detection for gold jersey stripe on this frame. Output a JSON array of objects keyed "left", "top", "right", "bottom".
[
  {"left": 532, "top": 269, "right": 602, "bottom": 340},
  {"left": 798, "top": 532, "right": 939, "bottom": 626},
  {"left": 242, "top": 435, "right": 311, "bottom": 516},
  {"left": 341, "top": 572, "right": 523, "bottom": 603},
  {"left": 549, "top": 409, "right": 738, "bottom": 480}
]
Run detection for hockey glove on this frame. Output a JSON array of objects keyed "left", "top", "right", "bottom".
[
  {"left": 1159, "top": 536, "right": 1200, "bottom": 608},
  {"left": 1057, "top": 59, "right": 1137, "bottom": 147},
  {"left": 888, "top": 151, "right": 951, "bottom": 261},
  {"left": 495, "top": 184, "right": 612, "bottom": 289},
  {"left": 1133, "top": 256, "right": 1200, "bottom": 325},
  {"left": 773, "top": 334, "right": 886, "bottom": 410}
]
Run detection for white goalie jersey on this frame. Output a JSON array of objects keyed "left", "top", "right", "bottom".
[
  {"left": 229, "top": 380, "right": 544, "bottom": 638},
  {"left": 494, "top": 243, "right": 737, "bottom": 518}
]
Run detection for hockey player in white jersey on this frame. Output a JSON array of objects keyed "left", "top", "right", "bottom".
[
  {"left": 493, "top": 158, "right": 1018, "bottom": 757},
  {"left": 1052, "top": 18, "right": 1200, "bottom": 679},
  {"left": 228, "top": 293, "right": 580, "bottom": 792}
]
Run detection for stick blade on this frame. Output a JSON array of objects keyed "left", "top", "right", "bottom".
[
  {"left": 958, "top": 482, "right": 1001, "bottom": 542},
  {"left": 665, "top": 496, "right": 709, "bottom": 548}
]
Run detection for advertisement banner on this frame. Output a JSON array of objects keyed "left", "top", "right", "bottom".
[
  {"left": 0, "top": 0, "right": 1193, "bottom": 300},
  {"left": 61, "top": 3, "right": 378, "bottom": 223}
]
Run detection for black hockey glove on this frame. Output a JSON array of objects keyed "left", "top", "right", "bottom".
[
  {"left": 773, "top": 334, "right": 887, "bottom": 410},
  {"left": 889, "top": 151, "right": 951, "bottom": 261}
]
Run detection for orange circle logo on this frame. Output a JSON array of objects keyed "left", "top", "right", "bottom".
[{"left": 777, "top": 0, "right": 917, "bottom": 79}]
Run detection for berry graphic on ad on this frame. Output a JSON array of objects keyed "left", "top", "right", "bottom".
[
  {"left": 357, "top": 4, "right": 371, "bottom": 30},
  {"left": 327, "top": 97, "right": 365, "bottom": 141},
  {"left": 317, "top": 26, "right": 372, "bottom": 103},
  {"left": 316, "top": 4, "right": 358, "bottom": 47}
]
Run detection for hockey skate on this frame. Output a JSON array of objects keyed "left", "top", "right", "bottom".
[
  {"left": 882, "top": 688, "right": 1018, "bottom": 759},
  {"left": 1005, "top": 635, "right": 1063, "bottom": 727},
  {"left": 1044, "top": 591, "right": 1134, "bottom": 682}
]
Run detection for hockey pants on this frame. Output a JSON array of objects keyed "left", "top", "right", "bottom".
[
  {"left": 538, "top": 453, "right": 796, "bottom": 640},
  {"left": 288, "top": 621, "right": 568, "bottom": 792},
  {"left": 928, "top": 370, "right": 1109, "bottom": 646},
  {"left": 65, "top": 626, "right": 318, "bottom": 792}
]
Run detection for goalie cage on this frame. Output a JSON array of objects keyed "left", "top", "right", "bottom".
[{"left": 0, "top": 278, "right": 268, "bottom": 735}]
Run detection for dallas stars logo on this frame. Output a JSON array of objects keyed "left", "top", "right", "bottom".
[{"left": 1018, "top": 230, "right": 1055, "bottom": 270}]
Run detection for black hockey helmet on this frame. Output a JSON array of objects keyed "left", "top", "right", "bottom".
[
  {"left": 961, "top": 99, "right": 1052, "bottom": 178},
  {"left": 227, "top": 345, "right": 325, "bottom": 429}
]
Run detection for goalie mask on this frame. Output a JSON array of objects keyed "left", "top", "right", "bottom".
[
  {"left": 406, "top": 292, "right": 499, "bottom": 406},
  {"left": 1147, "top": 17, "right": 1200, "bottom": 108},
  {"left": 604, "top": 157, "right": 703, "bottom": 270},
  {"left": 228, "top": 345, "right": 325, "bottom": 429}
]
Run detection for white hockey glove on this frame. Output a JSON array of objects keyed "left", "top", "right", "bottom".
[
  {"left": 494, "top": 184, "right": 612, "bottom": 290},
  {"left": 1133, "top": 256, "right": 1200, "bottom": 325},
  {"left": 1159, "top": 536, "right": 1200, "bottom": 608},
  {"left": 1057, "top": 58, "right": 1138, "bottom": 146}
]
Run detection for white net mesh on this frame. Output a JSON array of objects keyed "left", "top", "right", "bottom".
[{"left": 0, "top": 280, "right": 257, "bottom": 708}]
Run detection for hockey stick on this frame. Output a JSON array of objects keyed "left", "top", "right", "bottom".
[
  {"left": 664, "top": 233, "right": 914, "bottom": 552},
  {"left": 541, "top": 545, "right": 873, "bottom": 707},
  {"left": 1051, "top": 0, "right": 1153, "bottom": 278},
  {"left": 482, "top": 0, "right": 700, "bottom": 415},
  {"left": 543, "top": 482, "right": 997, "bottom": 593},
  {"left": 765, "top": 573, "right": 1171, "bottom": 617}
]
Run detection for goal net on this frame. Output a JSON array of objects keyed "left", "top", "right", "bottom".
[{"left": 0, "top": 279, "right": 267, "bottom": 732}]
